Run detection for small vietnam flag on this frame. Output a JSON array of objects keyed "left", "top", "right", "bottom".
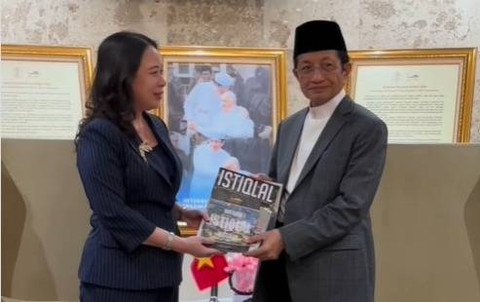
[{"left": 190, "top": 255, "right": 229, "bottom": 290}]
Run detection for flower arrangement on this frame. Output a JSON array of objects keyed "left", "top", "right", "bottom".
[{"left": 224, "top": 254, "right": 259, "bottom": 295}]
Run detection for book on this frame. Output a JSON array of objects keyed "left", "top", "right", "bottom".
[{"left": 198, "top": 168, "right": 283, "bottom": 253}]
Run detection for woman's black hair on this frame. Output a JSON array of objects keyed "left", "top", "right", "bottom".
[{"left": 76, "top": 31, "right": 157, "bottom": 145}]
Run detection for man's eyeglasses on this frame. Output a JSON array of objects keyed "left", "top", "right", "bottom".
[{"left": 295, "top": 63, "right": 340, "bottom": 77}]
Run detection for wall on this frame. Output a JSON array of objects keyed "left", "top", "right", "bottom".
[
  {"left": 1, "top": 140, "right": 90, "bottom": 300},
  {"left": 2, "top": 140, "right": 480, "bottom": 301},
  {"left": 2, "top": 0, "right": 479, "bottom": 142}
]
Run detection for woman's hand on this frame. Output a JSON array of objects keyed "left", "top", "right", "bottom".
[
  {"left": 145, "top": 227, "right": 220, "bottom": 257},
  {"left": 180, "top": 208, "right": 209, "bottom": 229},
  {"left": 175, "top": 236, "right": 222, "bottom": 258}
]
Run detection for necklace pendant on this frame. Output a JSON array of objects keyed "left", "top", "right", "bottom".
[{"left": 139, "top": 141, "right": 153, "bottom": 163}]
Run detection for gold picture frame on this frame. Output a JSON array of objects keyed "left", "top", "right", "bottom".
[
  {"left": 157, "top": 46, "right": 287, "bottom": 236},
  {"left": 1, "top": 44, "right": 93, "bottom": 139},
  {"left": 346, "top": 48, "right": 476, "bottom": 143}
]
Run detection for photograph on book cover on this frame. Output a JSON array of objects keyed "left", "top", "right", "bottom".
[
  {"left": 155, "top": 46, "right": 287, "bottom": 234},
  {"left": 198, "top": 168, "right": 282, "bottom": 252}
]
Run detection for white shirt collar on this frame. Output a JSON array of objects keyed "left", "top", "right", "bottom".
[{"left": 308, "top": 89, "right": 345, "bottom": 120}]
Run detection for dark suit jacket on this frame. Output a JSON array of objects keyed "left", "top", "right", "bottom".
[
  {"left": 76, "top": 113, "right": 183, "bottom": 290},
  {"left": 254, "top": 96, "right": 388, "bottom": 302}
]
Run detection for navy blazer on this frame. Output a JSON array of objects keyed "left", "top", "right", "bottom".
[{"left": 76, "top": 113, "right": 183, "bottom": 290}]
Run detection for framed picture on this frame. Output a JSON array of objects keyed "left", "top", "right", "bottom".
[
  {"left": 346, "top": 48, "right": 476, "bottom": 143},
  {"left": 156, "top": 46, "right": 287, "bottom": 235},
  {"left": 1, "top": 44, "right": 93, "bottom": 140}
]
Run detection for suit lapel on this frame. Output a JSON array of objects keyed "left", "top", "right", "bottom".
[
  {"left": 278, "top": 109, "right": 308, "bottom": 185},
  {"left": 292, "top": 97, "right": 354, "bottom": 192},
  {"left": 126, "top": 134, "right": 175, "bottom": 188},
  {"left": 144, "top": 113, "right": 183, "bottom": 191}
]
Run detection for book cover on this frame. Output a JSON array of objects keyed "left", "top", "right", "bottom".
[{"left": 198, "top": 168, "right": 283, "bottom": 253}]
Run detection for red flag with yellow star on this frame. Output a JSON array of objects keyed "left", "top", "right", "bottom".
[{"left": 190, "top": 255, "right": 229, "bottom": 290}]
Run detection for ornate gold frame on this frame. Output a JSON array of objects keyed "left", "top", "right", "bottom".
[
  {"left": 156, "top": 46, "right": 287, "bottom": 236},
  {"left": 1, "top": 44, "right": 94, "bottom": 117},
  {"left": 346, "top": 48, "right": 477, "bottom": 143},
  {"left": 156, "top": 46, "right": 287, "bottom": 133}
]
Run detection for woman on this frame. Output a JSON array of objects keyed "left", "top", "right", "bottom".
[
  {"left": 76, "top": 32, "right": 219, "bottom": 302},
  {"left": 190, "top": 133, "right": 234, "bottom": 201},
  {"left": 201, "top": 90, "right": 254, "bottom": 139}
]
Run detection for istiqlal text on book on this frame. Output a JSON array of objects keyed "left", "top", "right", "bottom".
[{"left": 199, "top": 168, "right": 282, "bottom": 253}]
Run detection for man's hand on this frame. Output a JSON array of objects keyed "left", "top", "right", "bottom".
[
  {"left": 251, "top": 173, "right": 272, "bottom": 182},
  {"left": 245, "top": 229, "right": 284, "bottom": 261}
]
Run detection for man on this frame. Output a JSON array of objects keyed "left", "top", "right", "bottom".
[
  {"left": 213, "top": 72, "right": 234, "bottom": 96},
  {"left": 227, "top": 64, "right": 247, "bottom": 107},
  {"left": 244, "top": 66, "right": 272, "bottom": 137},
  {"left": 197, "top": 90, "right": 254, "bottom": 139},
  {"left": 189, "top": 131, "right": 236, "bottom": 201},
  {"left": 167, "top": 65, "right": 185, "bottom": 132},
  {"left": 187, "top": 64, "right": 214, "bottom": 93},
  {"left": 246, "top": 20, "right": 388, "bottom": 302},
  {"left": 198, "top": 65, "right": 214, "bottom": 83},
  {"left": 183, "top": 73, "right": 226, "bottom": 136}
]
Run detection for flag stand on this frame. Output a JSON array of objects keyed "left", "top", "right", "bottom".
[{"left": 209, "top": 283, "right": 219, "bottom": 302}]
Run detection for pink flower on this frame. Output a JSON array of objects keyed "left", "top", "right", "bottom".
[{"left": 225, "top": 254, "right": 259, "bottom": 293}]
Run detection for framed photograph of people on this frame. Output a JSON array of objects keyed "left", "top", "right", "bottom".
[
  {"left": 156, "top": 46, "right": 287, "bottom": 234},
  {"left": 346, "top": 48, "right": 476, "bottom": 143},
  {"left": 1, "top": 44, "right": 93, "bottom": 140}
]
